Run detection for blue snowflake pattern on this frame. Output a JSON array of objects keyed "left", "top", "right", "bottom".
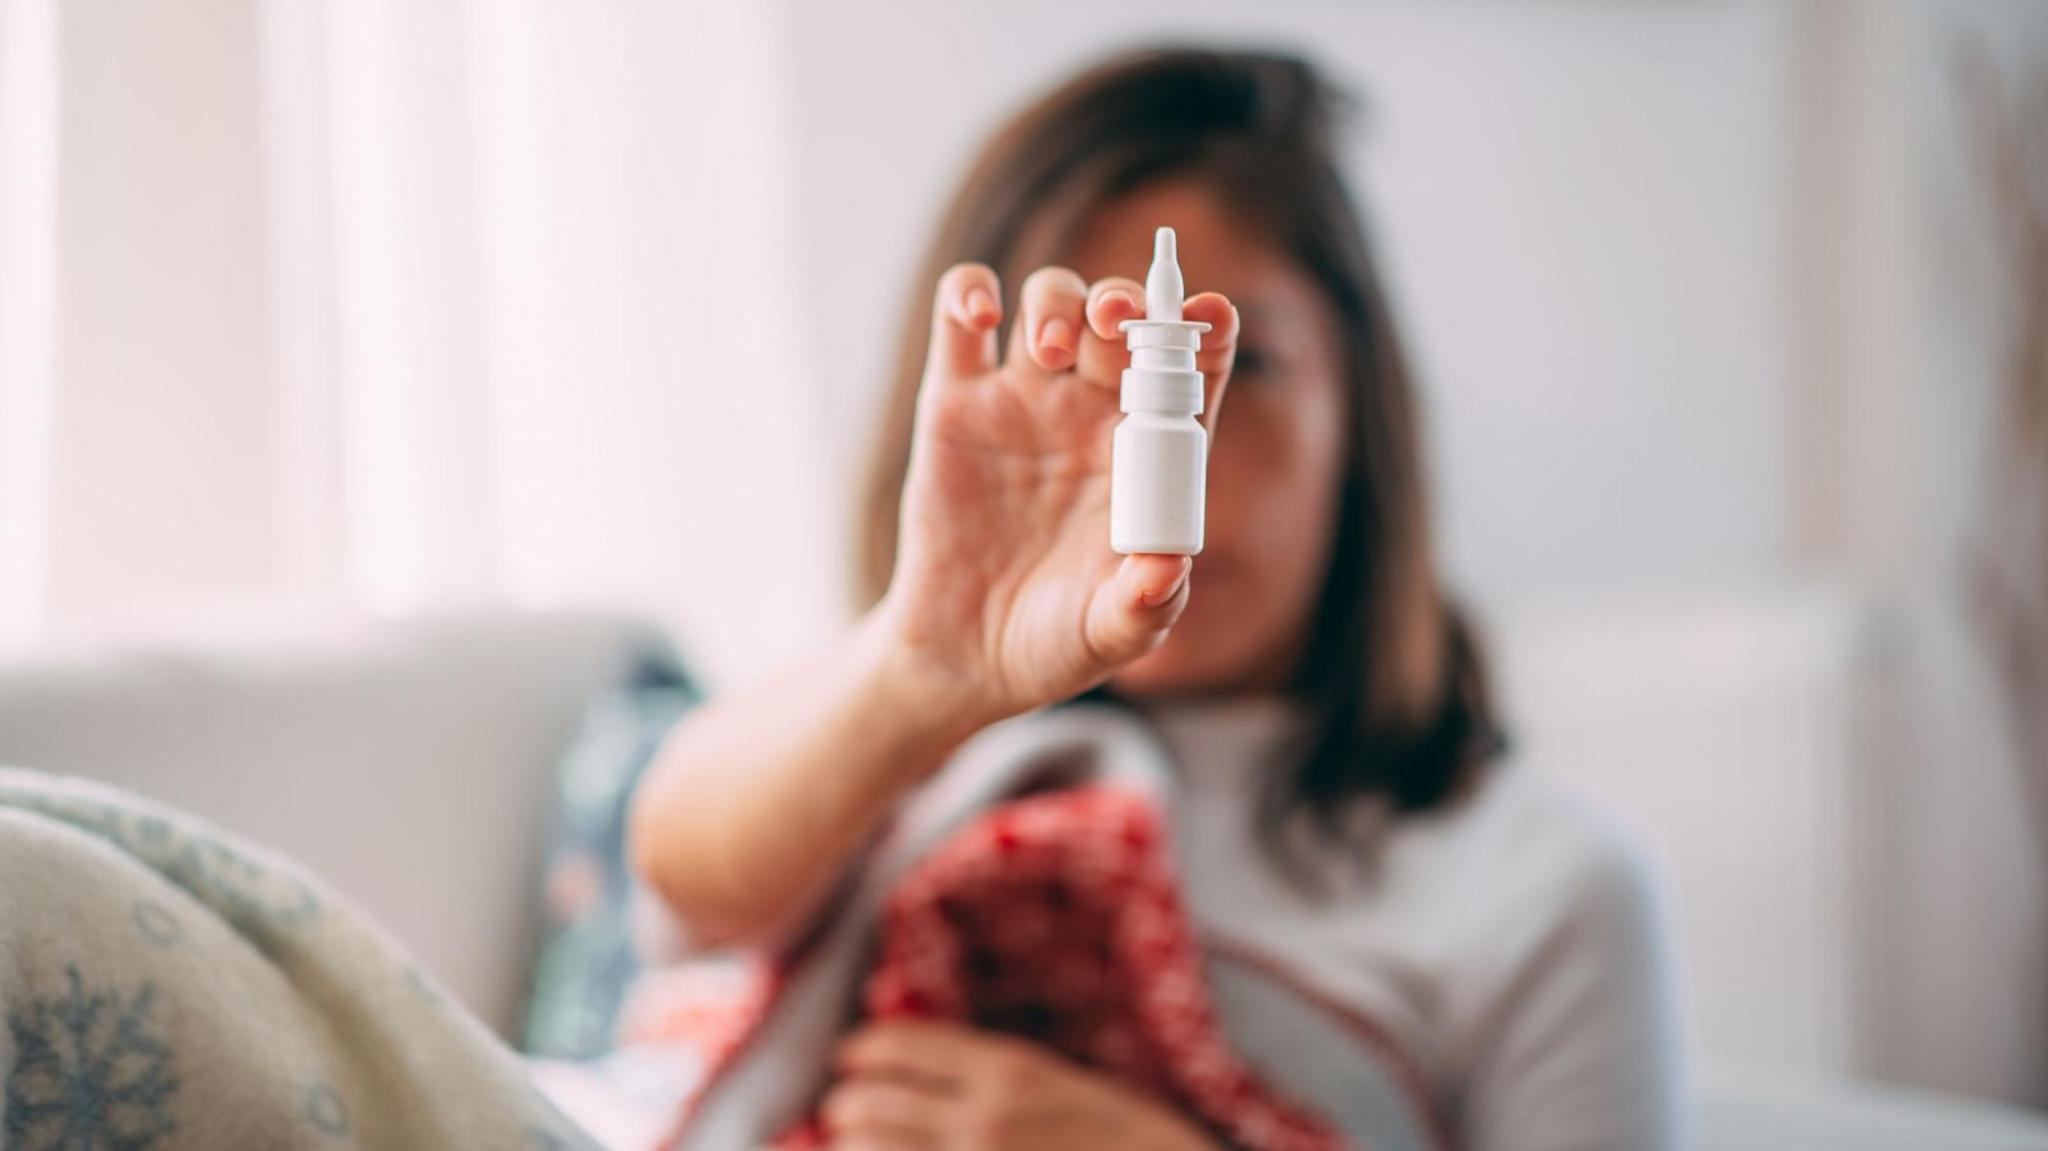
[
  {"left": 5, "top": 965, "right": 179, "bottom": 1150},
  {"left": 301, "top": 1081, "right": 350, "bottom": 1137},
  {"left": 0, "top": 788, "right": 320, "bottom": 954}
]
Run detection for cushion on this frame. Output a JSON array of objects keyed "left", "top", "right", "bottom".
[{"left": 521, "top": 650, "right": 700, "bottom": 1059}]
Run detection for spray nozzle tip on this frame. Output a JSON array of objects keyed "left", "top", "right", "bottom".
[{"left": 1146, "top": 226, "right": 1184, "bottom": 322}]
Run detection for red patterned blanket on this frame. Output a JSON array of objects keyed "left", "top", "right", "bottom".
[{"left": 625, "top": 784, "right": 1350, "bottom": 1150}]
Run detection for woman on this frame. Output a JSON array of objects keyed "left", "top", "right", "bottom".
[{"left": 631, "top": 47, "right": 1677, "bottom": 1151}]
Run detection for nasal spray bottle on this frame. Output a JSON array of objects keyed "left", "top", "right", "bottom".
[{"left": 1111, "top": 227, "right": 1211, "bottom": 555}]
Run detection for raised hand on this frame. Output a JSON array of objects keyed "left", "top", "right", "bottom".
[{"left": 875, "top": 262, "right": 1238, "bottom": 721}]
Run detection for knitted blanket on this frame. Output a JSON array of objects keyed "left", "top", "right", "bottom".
[
  {"left": 621, "top": 707, "right": 1444, "bottom": 1151},
  {"left": 0, "top": 768, "right": 598, "bottom": 1151}
]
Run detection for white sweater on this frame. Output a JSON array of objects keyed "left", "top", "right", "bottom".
[{"left": 1134, "top": 698, "right": 1681, "bottom": 1151}]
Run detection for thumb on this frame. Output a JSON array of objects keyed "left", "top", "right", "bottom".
[{"left": 1084, "top": 555, "right": 1192, "bottom": 669}]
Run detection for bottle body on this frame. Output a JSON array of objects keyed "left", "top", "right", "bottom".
[
  {"left": 1110, "top": 411, "right": 1206, "bottom": 555},
  {"left": 1110, "top": 227, "right": 1210, "bottom": 557}
]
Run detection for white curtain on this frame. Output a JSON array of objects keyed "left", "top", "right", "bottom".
[
  {"left": 0, "top": 0, "right": 57, "bottom": 643},
  {"left": 0, "top": 0, "right": 841, "bottom": 684}
]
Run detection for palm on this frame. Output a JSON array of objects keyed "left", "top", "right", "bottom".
[
  {"left": 875, "top": 264, "right": 1232, "bottom": 719},
  {"left": 894, "top": 364, "right": 1124, "bottom": 709}
]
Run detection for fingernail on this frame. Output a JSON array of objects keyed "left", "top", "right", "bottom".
[
  {"left": 963, "top": 287, "right": 997, "bottom": 324},
  {"left": 1038, "top": 316, "right": 1074, "bottom": 355},
  {"left": 1140, "top": 560, "right": 1191, "bottom": 607}
]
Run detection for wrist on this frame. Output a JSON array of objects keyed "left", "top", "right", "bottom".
[{"left": 851, "top": 605, "right": 1012, "bottom": 775}]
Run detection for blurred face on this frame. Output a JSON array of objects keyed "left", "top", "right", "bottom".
[{"left": 1069, "top": 181, "right": 1349, "bottom": 695}]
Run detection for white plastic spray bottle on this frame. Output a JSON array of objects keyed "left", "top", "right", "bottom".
[{"left": 1111, "top": 226, "right": 1211, "bottom": 555}]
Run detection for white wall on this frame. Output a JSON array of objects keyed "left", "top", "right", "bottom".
[
  {"left": 441, "top": 1, "right": 839, "bottom": 679},
  {"left": 789, "top": 0, "right": 1796, "bottom": 604}
]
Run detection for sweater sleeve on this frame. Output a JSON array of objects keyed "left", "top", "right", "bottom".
[{"left": 1454, "top": 830, "right": 1683, "bottom": 1151}]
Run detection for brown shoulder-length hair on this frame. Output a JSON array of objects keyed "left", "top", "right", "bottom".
[{"left": 856, "top": 47, "right": 1502, "bottom": 828}]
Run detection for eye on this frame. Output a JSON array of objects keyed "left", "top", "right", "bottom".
[
  {"left": 1228, "top": 337, "right": 1294, "bottom": 387},
  {"left": 1231, "top": 344, "right": 1275, "bottom": 384}
]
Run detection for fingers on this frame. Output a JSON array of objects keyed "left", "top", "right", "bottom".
[
  {"left": 1012, "top": 267, "right": 1089, "bottom": 373},
  {"left": 837, "top": 1020, "right": 1002, "bottom": 1089},
  {"left": 1084, "top": 555, "right": 1192, "bottom": 668},
  {"left": 829, "top": 1129, "right": 934, "bottom": 1151},
  {"left": 821, "top": 1077, "right": 946, "bottom": 1148},
  {"left": 926, "top": 263, "right": 1002, "bottom": 382},
  {"left": 1006, "top": 271, "right": 1148, "bottom": 391},
  {"left": 1075, "top": 276, "right": 1146, "bottom": 387},
  {"left": 1079, "top": 280, "right": 1236, "bottom": 422},
  {"left": 1083, "top": 276, "right": 1146, "bottom": 340},
  {"left": 1182, "top": 291, "right": 1239, "bottom": 435},
  {"left": 934, "top": 265, "right": 1234, "bottom": 430}
]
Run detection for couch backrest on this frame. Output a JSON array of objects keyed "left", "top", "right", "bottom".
[{"left": 0, "top": 610, "right": 674, "bottom": 1036}]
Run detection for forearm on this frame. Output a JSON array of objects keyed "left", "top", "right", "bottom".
[{"left": 627, "top": 610, "right": 997, "bottom": 945}]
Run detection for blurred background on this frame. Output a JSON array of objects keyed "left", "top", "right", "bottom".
[{"left": 2, "top": 0, "right": 2046, "bottom": 1128}]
